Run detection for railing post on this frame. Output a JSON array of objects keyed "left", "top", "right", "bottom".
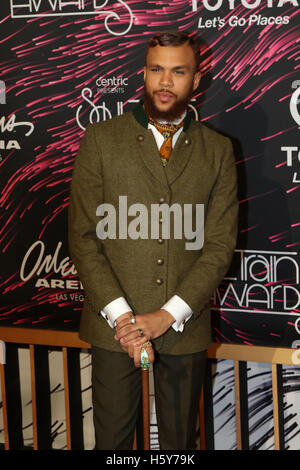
[
  {"left": 62, "top": 347, "right": 72, "bottom": 450},
  {"left": 272, "top": 364, "right": 284, "bottom": 450},
  {"left": 234, "top": 360, "right": 249, "bottom": 450},
  {"left": 29, "top": 345, "right": 38, "bottom": 450},
  {"left": 0, "top": 362, "right": 9, "bottom": 450}
]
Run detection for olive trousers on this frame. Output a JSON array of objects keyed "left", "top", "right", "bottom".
[{"left": 91, "top": 346, "right": 206, "bottom": 450}]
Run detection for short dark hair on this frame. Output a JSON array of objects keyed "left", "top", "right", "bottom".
[{"left": 146, "top": 30, "right": 201, "bottom": 70}]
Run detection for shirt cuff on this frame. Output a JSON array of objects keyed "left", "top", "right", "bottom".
[
  {"left": 161, "top": 295, "right": 193, "bottom": 332},
  {"left": 100, "top": 297, "right": 132, "bottom": 328}
]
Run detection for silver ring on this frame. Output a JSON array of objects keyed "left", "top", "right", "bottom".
[
  {"left": 129, "top": 315, "right": 136, "bottom": 324},
  {"left": 138, "top": 328, "right": 144, "bottom": 337}
]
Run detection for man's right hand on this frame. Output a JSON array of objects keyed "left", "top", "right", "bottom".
[{"left": 115, "top": 312, "right": 155, "bottom": 367}]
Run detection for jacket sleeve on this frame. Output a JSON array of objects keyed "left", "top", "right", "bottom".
[
  {"left": 68, "top": 124, "right": 126, "bottom": 314},
  {"left": 174, "top": 137, "right": 238, "bottom": 317}
]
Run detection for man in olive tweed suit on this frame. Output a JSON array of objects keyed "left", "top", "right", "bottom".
[{"left": 68, "top": 31, "right": 238, "bottom": 450}]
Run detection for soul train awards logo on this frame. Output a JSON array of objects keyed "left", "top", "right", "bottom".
[
  {"left": 75, "top": 87, "right": 130, "bottom": 130},
  {"left": 10, "top": 0, "right": 134, "bottom": 36},
  {"left": 75, "top": 86, "right": 200, "bottom": 130},
  {"left": 214, "top": 249, "right": 300, "bottom": 313},
  {"left": 75, "top": 78, "right": 130, "bottom": 129},
  {"left": 212, "top": 248, "right": 300, "bottom": 359}
]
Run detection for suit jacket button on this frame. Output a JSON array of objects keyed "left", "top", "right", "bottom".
[
  {"left": 157, "top": 258, "right": 164, "bottom": 265},
  {"left": 156, "top": 278, "right": 163, "bottom": 285},
  {"left": 184, "top": 138, "right": 190, "bottom": 145},
  {"left": 137, "top": 135, "right": 144, "bottom": 142},
  {"left": 159, "top": 197, "right": 165, "bottom": 204},
  {"left": 158, "top": 238, "right": 164, "bottom": 244}
]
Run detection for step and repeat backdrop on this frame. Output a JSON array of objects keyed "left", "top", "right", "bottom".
[{"left": 0, "top": 0, "right": 300, "bottom": 450}]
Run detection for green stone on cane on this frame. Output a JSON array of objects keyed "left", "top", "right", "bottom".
[{"left": 140, "top": 348, "right": 150, "bottom": 370}]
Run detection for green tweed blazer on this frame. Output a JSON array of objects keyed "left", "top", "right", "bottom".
[{"left": 68, "top": 104, "right": 238, "bottom": 355}]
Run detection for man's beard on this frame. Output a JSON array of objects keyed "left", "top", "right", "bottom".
[{"left": 143, "top": 84, "right": 193, "bottom": 122}]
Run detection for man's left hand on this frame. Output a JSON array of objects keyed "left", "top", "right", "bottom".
[{"left": 114, "top": 309, "right": 175, "bottom": 347}]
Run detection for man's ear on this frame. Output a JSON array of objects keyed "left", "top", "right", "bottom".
[
  {"left": 193, "top": 71, "right": 201, "bottom": 91},
  {"left": 143, "top": 66, "right": 147, "bottom": 81}
]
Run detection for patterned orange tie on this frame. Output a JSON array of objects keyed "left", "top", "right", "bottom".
[{"left": 149, "top": 118, "right": 184, "bottom": 167}]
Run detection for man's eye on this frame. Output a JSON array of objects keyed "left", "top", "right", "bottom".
[
  {"left": 175, "top": 70, "right": 185, "bottom": 75},
  {"left": 151, "top": 67, "right": 160, "bottom": 72}
]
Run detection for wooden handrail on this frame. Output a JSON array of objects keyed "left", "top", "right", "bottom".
[
  {"left": 0, "top": 326, "right": 298, "bottom": 451},
  {"left": 0, "top": 326, "right": 90, "bottom": 349},
  {"left": 207, "top": 342, "right": 297, "bottom": 365},
  {"left": 0, "top": 326, "right": 297, "bottom": 365}
]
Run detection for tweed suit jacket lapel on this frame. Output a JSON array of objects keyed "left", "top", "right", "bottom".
[
  {"left": 131, "top": 103, "right": 197, "bottom": 188},
  {"left": 133, "top": 121, "right": 169, "bottom": 189},
  {"left": 164, "top": 129, "right": 195, "bottom": 186}
]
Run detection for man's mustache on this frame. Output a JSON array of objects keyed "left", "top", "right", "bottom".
[{"left": 154, "top": 89, "right": 177, "bottom": 97}]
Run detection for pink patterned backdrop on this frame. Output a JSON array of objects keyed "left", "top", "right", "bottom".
[{"left": 0, "top": 0, "right": 299, "bottom": 348}]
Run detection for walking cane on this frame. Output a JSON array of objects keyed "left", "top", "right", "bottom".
[{"left": 140, "top": 347, "right": 150, "bottom": 450}]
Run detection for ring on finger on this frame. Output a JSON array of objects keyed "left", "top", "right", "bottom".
[
  {"left": 138, "top": 328, "right": 144, "bottom": 337},
  {"left": 129, "top": 314, "right": 136, "bottom": 324}
]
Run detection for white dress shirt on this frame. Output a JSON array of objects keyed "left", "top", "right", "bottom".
[{"left": 100, "top": 113, "right": 193, "bottom": 331}]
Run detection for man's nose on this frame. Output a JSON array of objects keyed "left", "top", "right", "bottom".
[{"left": 159, "top": 70, "right": 173, "bottom": 88}]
